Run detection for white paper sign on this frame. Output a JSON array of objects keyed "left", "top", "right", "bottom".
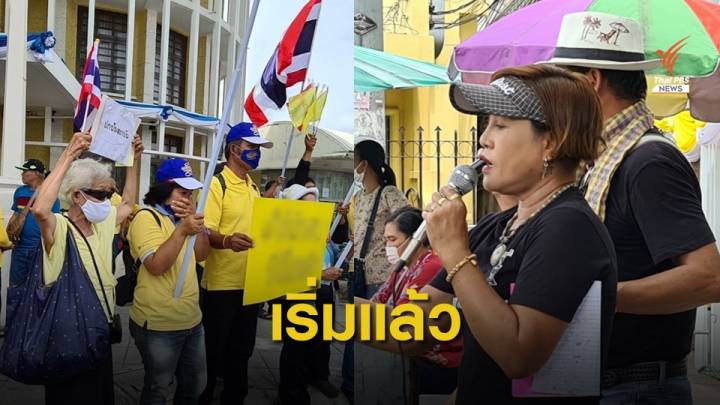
[
  {"left": 531, "top": 281, "right": 602, "bottom": 396},
  {"left": 89, "top": 96, "right": 140, "bottom": 166}
]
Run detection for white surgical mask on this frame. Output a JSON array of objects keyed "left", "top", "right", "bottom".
[
  {"left": 80, "top": 192, "right": 112, "bottom": 224},
  {"left": 353, "top": 164, "right": 365, "bottom": 188},
  {"left": 385, "top": 245, "right": 400, "bottom": 265}
]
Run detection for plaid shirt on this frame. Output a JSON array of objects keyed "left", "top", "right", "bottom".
[{"left": 585, "top": 101, "right": 655, "bottom": 221}]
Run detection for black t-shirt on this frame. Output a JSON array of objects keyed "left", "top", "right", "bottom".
[
  {"left": 430, "top": 188, "right": 617, "bottom": 404},
  {"left": 603, "top": 141, "right": 715, "bottom": 368}
]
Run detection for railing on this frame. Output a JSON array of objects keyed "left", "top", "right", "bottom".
[{"left": 387, "top": 124, "right": 498, "bottom": 223}]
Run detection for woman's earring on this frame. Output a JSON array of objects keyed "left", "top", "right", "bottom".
[{"left": 542, "top": 157, "right": 553, "bottom": 179}]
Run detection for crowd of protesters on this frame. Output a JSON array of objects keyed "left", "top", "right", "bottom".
[
  {"left": 1, "top": 10, "right": 720, "bottom": 405},
  {"left": 0, "top": 122, "right": 354, "bottom": 405}
]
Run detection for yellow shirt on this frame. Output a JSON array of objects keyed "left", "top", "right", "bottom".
[
  {"left": 202, "top": 166, "right": 260, "bottom": 290},
  {"left": 0, "top": 208, "right": 12, "bottom": 262},
  {"left": 128, "top": 207, "right": 201, "bottom": 331},
  {"left": 655, "top": 111, "right": 706, "bottom": 153},
  {"left": 43, "top": 208, "right": 118, "bottom": 320}
]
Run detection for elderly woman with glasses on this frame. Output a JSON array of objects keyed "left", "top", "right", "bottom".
[{"left": 32, "top": 131, "right": 143, "bottom": 405}]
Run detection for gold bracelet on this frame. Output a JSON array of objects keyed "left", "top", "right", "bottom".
[
  {"left": 222, "top": 235, "right": 230, "bottom": 249},
  {"left": 446, "top": 253, "right": 478, "bottom": 283}
]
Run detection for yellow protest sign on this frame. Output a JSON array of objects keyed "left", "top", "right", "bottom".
[{"left": 243, "top": 197, "right": 334, "bottom": 305}]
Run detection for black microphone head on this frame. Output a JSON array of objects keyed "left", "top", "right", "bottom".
[{"left": 448, "top": 164, "right": 480, "bottom": 195}]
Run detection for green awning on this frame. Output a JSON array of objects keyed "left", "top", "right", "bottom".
[{"left": 354, "top": 46, "right": 451, "bottom": 92}]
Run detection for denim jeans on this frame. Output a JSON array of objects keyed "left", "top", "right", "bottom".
[
  {"left": 601, "top": 375, "right": 693, "bottom": 405},
  {"left": 10, "top": 248, "right": 36, "bottom": 286},
  {"left": 129, "top": 319, "right": 207, "bottom": 405}
]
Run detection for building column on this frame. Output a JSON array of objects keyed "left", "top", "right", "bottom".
[
  {"left": 139, "top": 126, "right": 153, "bottom": 201},
  {"left": 208, "top": 1, "right": 222, "bottom": 117},
  {"left": 125, "top": 0, "right": 136, "bottom": 101},
  {"left": 1, "top": 0, "right": 28, "bottom": 179},
  {"left": 186, "top": 6, "right": 199, "bottom": 111},
  {"left": 157, "top": 0, "right": 171, "bottom": 152},
  {"left": 47, "top": 0, "right": 55, "bottom": 31},
  {"left": 140, "top": 9, "right": 158, "bottom": 200},
  {"left": 225, "top": 0, "right": 238, "bottom": 123},
  {"left": 0, "top": 0, "right": 28, "bottom": 330},
  {"left": 52, "top": 0, "right": 67, "bottom": 60},
  {"left": 86, "top": 0, "right": 96, "bottom": 53},
  {"left": 142, "top": 9, "right": 158, "bottom": 103}
]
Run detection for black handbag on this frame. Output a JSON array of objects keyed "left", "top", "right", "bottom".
[
  {"left": 66, "top": 217, "right": 122, "bottom": 344},
  {"left": 352, "top": 186, "right": 385, "bottom": 300}
]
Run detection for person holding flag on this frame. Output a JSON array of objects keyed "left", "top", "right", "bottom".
[{"left": 199, "top": 122, "right": 274, "bottom": 405}]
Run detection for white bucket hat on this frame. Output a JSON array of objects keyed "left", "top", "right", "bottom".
[
  {"left": 280, "top": 184, "right": 320, "bottom": 201},
  {"left": 544, "top": 12, "right": 661, "bottom": 71}
]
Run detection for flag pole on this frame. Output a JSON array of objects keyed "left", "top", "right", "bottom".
[
  {"left": 278, "top": 3, "right": 324, "bottom": 192},
  {"left": 174, "top": 0, "right": 262, "bottom": 298},
  {"left": 328, "top": 182, "right": 355, "bottom": 239},
  {"left": 80, "top": 39, "right": 99, "bottom": 133}
]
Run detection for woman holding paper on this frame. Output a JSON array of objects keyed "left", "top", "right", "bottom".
[
  {"left": 127, "top": 158, "right": 210, "bottom": 405},
  {"left": 403, "top": 66, "right": 617, "bottom": 403},
  {"left": 33, "top": 132, "right": 143, "bottom": 404}
]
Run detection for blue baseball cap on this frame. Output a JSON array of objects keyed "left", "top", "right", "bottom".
[
  {"left": 226, "top": 122, "right": 273, "bottom": 148},
  {"left": 156, "top": 159, "right": 203, "bottom": 190}
]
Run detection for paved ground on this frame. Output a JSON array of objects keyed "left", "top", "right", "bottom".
[
  {"left": 2, "top": 303, "right": 720, "bottom": 404},
  {"left": 0, "top": 304, "right": 350, "bottom": 405}
]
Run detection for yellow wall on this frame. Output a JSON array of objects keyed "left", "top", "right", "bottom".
[
  {"left": 66, "top": 0, "right": 79, "bottom": 74},
  {"left": 26, "top": 124, "right": 50, "bottom": 166},
  {"left": 196, "top": 36, "right": 207, "bottom": 113},
  {"left": 132, "top": 10, "right": 148, "bottom": 101},
  {"left": 0, "top": 0, "right": 4, "bottom": 32},
  {"left": 28, "top": 0, "right": 49, "bottom": 32},
  {"left": 382, "top": 0, "right": 489, "bottom": 219}
]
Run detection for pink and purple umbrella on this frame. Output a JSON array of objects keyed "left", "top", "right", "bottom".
[{"left": 451, "top": 0, "right": 720, "bottom": 83}]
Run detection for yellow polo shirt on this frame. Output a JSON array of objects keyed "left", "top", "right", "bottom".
[
  {"left": 0, "top": 208, "right": 13, "bottom": 262},
  {"left": 202, "top": 166, "right": 260, "bottom": 290},
  {"left": 127, "top": 207, "right": 201, "bottom": 331},
  {"left": 43, "top": 208, "right": 118, "bottom": 320}
]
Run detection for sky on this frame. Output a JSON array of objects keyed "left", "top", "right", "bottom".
[{"left": 243, "top": 0, "right": 353, "bottom": 133}]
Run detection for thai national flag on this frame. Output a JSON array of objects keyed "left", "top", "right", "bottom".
[
  {"left": 74, "top": 40, "right": 103, "bottom": 131},
  {"left": 244, "top": 0, "right": 321, "bottom": 127}
]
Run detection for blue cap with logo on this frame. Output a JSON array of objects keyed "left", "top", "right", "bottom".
[
  {"left": 156, "top": 158, "right": 203, "bottom": 190},
  {"left": 226, "top": 122, "right": 273, "bottom": 148}
]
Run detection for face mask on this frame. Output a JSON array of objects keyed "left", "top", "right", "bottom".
[
  {"left": 80, "top": 192, "right": 112, "bottom": 224},
  {"left": 385, "top": 238, "right": 409, "bottom": 265},
  {"left": 354, "top": 164, "right": 365, "bottom": 187},
  {"left": 234, "top": 146, "right": 261, "bottom": 170},
  {"left": 385, "top": 245, "right": 400, "bottom": 265},
  {"left": 163, "top": 204, "right": 176, "bottom": 218}
]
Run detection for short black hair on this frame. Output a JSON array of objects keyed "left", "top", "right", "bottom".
[
  {"left": 385, "top": 206, "right": 429, "bottom": 247},
  {"left": 566, "top": 66, "right": 646, "bottom": 102},
  {"left": 143, "top": 182, "right": 182, "bottom": 206},
  {"left": 264, "top": 180, "right": 276, "bottom": 192},
  {"left": 287, "top": 176, "right": 316, "bottom": 188}
]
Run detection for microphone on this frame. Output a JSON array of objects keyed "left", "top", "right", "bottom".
[{"left": 393, "top": 160, "right": 486, "bottom": 272}]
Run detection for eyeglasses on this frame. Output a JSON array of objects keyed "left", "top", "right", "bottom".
[{"left": 81, "top": 189, "right": 114, "bottom": 201}]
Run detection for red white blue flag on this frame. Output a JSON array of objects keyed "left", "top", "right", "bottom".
[
  {"left": 74, "top": 40, "right": 103, "bottom": 131},
  {"left": 244, "top": 0, "right": 321, "bottom": 127}
]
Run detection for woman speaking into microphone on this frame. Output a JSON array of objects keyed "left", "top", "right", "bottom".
[{"left": 420, "top": 65, "right": 618, "bottom": 404}]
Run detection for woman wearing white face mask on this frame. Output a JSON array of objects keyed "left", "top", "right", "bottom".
[
  {"left": 369, "top": 206, "right": 462, "bottom": 399},
  {"left": 33, "top": 131, "right": 143, "bottom": 404},
  {"left": 344, "top": 140, "right": 409, "bottom": 401}
]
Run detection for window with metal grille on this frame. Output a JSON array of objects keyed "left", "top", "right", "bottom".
[
  {"left": 154, "top": 28, "right": 188, "bottom": 107},
  {"left": 77, "top": 7, "right": 128, "bottom": 95}
]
